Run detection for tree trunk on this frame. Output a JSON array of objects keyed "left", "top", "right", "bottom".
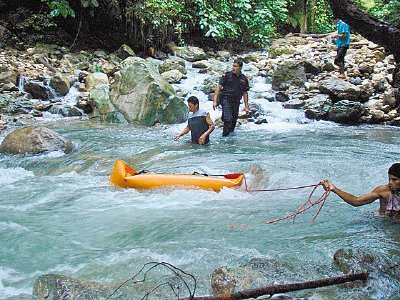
[
  {"left": 180, "top": 272, "right": 368, "bottom": 300},
  {"left": 328, "top": 0, "right": 400, "bottom": 63},
  {"left": 300, "top": 0, "right": 308, "bottom": 33}
]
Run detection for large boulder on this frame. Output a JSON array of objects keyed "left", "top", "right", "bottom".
[
  {"left": 0, "top": 126, "right": 73, "bottom": 154},
  {"left": 333, "top": 248, "right": 393, "bottom": 274},
  {"left": 110, "top": 57, "right": 187, "bottom": 125},
  {"left": 33, "top": 274, "right": 115, "bottom": 300},
  {"left": 89, "top": 83, "right": 126, "bottom": 123},
  {"left": 24, "top": 81, "right": 50, "bottom": 100},
  {"left": 85, "top": 72, "right": 109, "bottom": 92},
  {"left": 33, "top": 271, "right": 196, "bottom": 299},
  {"left": 113, "top": 44, "right": 136, "bottom": 60},
  {"left": 272, "top": 60, "right": 306, "bottom": 91},
  {"left": 169, "top": 45, "right": 207, "bottom": 62},
  {"left": 319, "top": 79, "right": 363, "bottom": 103},
  {"left": 303, "top": 94, "right": 332, "bottom": 120},
  {"left": 211, "top": 266, "right": 265, "bottom": 295},
  {"left": 50, "top": 73, "right": 71, "bottom": 96},
  {"left": 328, "top": 100, "right": 365, "bottom": 124},
  {"left": 161, "top": 69, "right": 184, "bottom": 84},
  {"left": 159, "top": 58, "right": 187, "bottom": 75}
]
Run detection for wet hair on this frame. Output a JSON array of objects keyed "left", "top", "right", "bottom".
[
  {"left": 233, "top": 59, "right": 243, "bottom": 68},
  {"left": 187, "top": 96, "right": 199, "bottom": 106},
  {"left": 388, "top": 163, "right": 400, "bottom": 178}
]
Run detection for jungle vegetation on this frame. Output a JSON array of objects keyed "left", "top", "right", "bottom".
[{"left": 0, "top": 0, "right": 399, "bottom": 54}]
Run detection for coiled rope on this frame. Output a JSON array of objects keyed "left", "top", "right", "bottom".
[{"left": 242, "top": 176, "right": 331, "bottom": 224}]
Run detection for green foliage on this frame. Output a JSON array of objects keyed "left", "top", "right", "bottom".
[
  {"left": 309, "top": 0, "right": 335, "bottom": 33},
  {"left": 193, "top": 0, "right": 287, "bottom": 47},
  {"left": 48, "top": 0, "right": 75, "bottom": 18},
  {"left": 15, "top": 13, "right": 57, "bottom": 36},
  {"left": 31, "top": 0, "right": 400, "bottom": 51},
  {"left": 80, "top": 0, "right": 99, "bottom": 8},
  {"left": 132, "top": 0, "right": 189, "bottom": 45},
  {"left": 367, "top": 1, "right": 400, "bottom": 25},
  {"left": 353, "top": 0, "right": 400, "bottom": 25}
]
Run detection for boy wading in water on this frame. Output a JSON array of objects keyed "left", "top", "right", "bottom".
[{"left": 174, "top": 96, "right": 215, "bottom": 145}]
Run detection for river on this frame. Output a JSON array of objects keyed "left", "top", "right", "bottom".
[{"left": 0, "top": 59, "right": 399, "bottom": 299}]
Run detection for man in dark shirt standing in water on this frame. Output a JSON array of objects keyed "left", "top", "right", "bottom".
[
  {"left": 213, "top": 59, "right": 250, "bottom": 136},
  {"left": 174, "top": 96, "right": 215, "bottom": 145}
]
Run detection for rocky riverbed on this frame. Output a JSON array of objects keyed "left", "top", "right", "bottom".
[{"left": 0, "top": 33, "right": 399, "bottom": 136}]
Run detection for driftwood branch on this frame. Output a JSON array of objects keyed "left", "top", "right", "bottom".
[
  {"left": 290, "top": 33, "right": 330, "bottom": 38},
  {"left": 180, "top": 272, "right": 369, "bottom": 300}
]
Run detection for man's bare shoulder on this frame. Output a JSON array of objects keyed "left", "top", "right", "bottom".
[{"left": 372, "top": 184, "right": 390, "bottom": 197}]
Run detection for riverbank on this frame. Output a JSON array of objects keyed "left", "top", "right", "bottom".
[{"left": 0, "top": 33, "right": 399, "bottom": 138}]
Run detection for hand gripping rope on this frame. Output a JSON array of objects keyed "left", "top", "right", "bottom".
[{"left": 242, "top": 175, "right": 331, "bottom": 224}]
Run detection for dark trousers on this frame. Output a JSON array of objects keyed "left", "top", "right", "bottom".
[
  {"left": 334, "top": 46, "right": 349, "bottom": 66},
  {"left": 221, "top": 97, "right": 240, "bottom": 136}
]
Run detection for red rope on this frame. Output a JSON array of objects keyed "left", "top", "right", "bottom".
[{"left": 242, "top": 175, "right": 331, "bottom": 224}]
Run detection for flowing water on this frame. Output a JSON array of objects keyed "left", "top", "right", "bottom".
[{"left": 0, "top": 60, "right": 399, "bottom": 299}]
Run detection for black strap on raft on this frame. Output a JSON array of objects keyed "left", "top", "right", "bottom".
[
  {"left": 137, "top": 170, "right": 151, "bottom": 175},
  {"left": 192, "top": 171, "right": 209, "bottom": 176}
]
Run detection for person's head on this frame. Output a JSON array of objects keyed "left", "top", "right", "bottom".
[
  {"left": 232, "top": 59, "right": 243, "bottom": 75},
  {"left": 388, "top": 163, "right": 400, "bottom": 191},
  {"left": 331, "top": 15, "right": 339, "bottom": 24},
  {"left": 187, "top": 96, "right": 199, "bottom": 113}
]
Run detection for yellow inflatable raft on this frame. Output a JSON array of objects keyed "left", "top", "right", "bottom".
[{"left": 110, "top": 160, "right": 244, "bottom": 192}]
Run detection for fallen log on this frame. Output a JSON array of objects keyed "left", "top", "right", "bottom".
[
  {"left": 290, "top": 33, "right": 330, "bottom": 38},
  {"left": 180, "top": 272, "right": 369, "bottom": 300},
  {"left": 37, "top": 57, "right": 59, "bottom": 74}
]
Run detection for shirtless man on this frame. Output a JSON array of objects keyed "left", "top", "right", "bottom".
[{"left": 321, "top": 163, "right": 400, "bottom": 220}]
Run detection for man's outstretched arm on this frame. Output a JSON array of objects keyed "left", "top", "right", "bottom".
[{"left": 320, "top": 179, "right": 381, "bottom": 207}]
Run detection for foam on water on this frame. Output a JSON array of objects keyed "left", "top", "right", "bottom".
[
  {"left": 0, "top": 267, "right": 31, "bottom": 299},
  {"left": 0, "top": 167, "right": 34, "bottom": 185},
  {"left": 0, "top": 221, "right": 28, "bottom": 232}
]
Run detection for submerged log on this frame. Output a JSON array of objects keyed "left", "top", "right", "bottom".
[{"left": 181, "top": 272, "right": 369, "bottom": 300}]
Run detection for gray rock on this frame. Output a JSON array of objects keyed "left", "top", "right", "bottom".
[
  {"left": 348, "top": 77, "right": 362, "bottom": 85},
  {"left": 201, "top": 74, "right": 220, "bottom": 94},
  {"left": 161, "top": 69, "right": 184, "bottom": 83},
  {"left": 333, "top": 248, "right": 392, "bottom": 274},
  {"left": 50, "top": 73, "right": 71, "bottom": 96},
  {"left": 170, "top": 45, "right": 207, "bottom": 62},
  {"left": 319, "top": 79, "right": 363, "bottom": 102},
  {"left": 33, "top": 274, "right": 115, "bottom": 300},
  {"left": 328, "top": 100, "right": 365, "bottom": 124},
  {"left": 304, "top": 60, "right": 322, "bottom": 75},
  {"left": 110, "top": 57, "right": 187, "bottom": 125},
  {"left": 272, "top": 60, "right": 306, "bottom": 91},
  {"left": 275, "top": 91, "right": 290, "bottom": 102},
  {"left": 113, "top": 44, "right": 136, "bottom": 60},
  {"left": 283, "top": 99, "right": 305, "bottom": 109},
  {"left": 159, "top": 58, "right": 187, "bottom": 75},
  {"left": 24, "top": 81, "right": 50, "bottom": 100},
  {"left": 0, "top": 126, "right": 73, "bottom": 154},
  {"left": 211, "top": 266, "right": 265, "bottom": 295},
  {"left": 303, "top": 94, "right": 333, "bottom": 121}
]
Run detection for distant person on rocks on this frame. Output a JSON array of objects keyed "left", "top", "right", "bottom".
[
  {"left": 213, "top": 59, "right": 250, "bottom": 136},
  {"left": 174, "top": 96, "right": 215, "bottom": 145},
  {"left": 321, "top": 163, "right": 400, "bottom": 221},
  {"left": 331, "top": 16, "right": 350, "bottom": 79}
]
